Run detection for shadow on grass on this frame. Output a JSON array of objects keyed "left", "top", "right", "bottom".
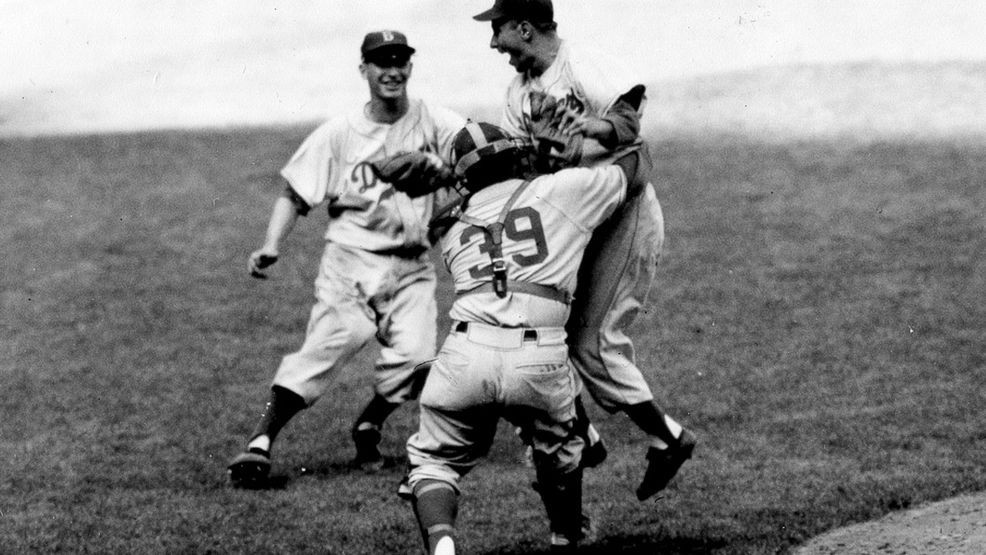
[{"left": 491, "top": 534, "right": 729, "bottom": 554}]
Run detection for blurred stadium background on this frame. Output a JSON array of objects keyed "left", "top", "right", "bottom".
[{"left": 2, "top": 0, "right": 986, "bottom": 138}]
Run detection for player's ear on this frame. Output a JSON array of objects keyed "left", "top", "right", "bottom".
[
  {"left": 359, "top": 62, "right": 368, "bottom": 79},
  {"left": 518, "top": 21, "right": 533, "bottom": 40}
]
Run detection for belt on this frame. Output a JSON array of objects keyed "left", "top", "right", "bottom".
[
  {"left": 456, "top": 280, "right": 572, "bottom": 305},
  {"left": 453, "top": 321, "right": 538, "bottom": 342}
]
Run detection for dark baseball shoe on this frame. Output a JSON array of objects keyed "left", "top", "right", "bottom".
[
  {"left": 352, "top": 424, "right": 384, "bottom": 471},
  {"left": 228, "top": 447, "right": 271, "bottom": 488},
  {"left": 636, "top": 428, "right": 697, "bottom": 501}
]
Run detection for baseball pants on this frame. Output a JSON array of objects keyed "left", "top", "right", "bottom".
[
  {"left": 566, "top": 183, "right": 665, "bottom": 411},
  {"left": 406, "top": 322, "right": 584, "bottom": 490},
  {"left": 272, "top": 242, "right": 438, "bottom": 405}
]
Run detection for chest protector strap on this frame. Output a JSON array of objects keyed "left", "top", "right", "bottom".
[{"left": 456, "top": 180, "right": 532, "bottom": 297}]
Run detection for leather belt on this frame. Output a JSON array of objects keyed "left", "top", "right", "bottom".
[{"left": 453, "top": 321, "right": 538, "bottom": 341}]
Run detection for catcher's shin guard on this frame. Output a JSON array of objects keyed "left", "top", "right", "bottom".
[{"left": 411, "top": 479, "right": 458, "bottom": 555}]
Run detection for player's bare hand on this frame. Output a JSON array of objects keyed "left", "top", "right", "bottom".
[
  {"left": 248, "top": 249, "right": 279, "bottom": 279},
  {"left": 552, "top": 105, "right": 588, "bottom": 137}
]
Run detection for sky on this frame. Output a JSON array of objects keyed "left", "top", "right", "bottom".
[{"left": 2, "top": 1, "right": 985, "bottom": 136}]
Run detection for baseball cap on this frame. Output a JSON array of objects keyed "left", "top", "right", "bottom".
[
  {"left": 473, "top": 0, "right": 554, "bottom": 23},
  {"left": 360, "top": 30, "right": 416, "bottom": 58}
]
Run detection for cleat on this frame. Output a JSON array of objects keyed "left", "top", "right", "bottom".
[
  {"left": 228, "top": 448, "right": 271, "bottom": 488},
  {"left": 636, "top": 428, "right": 697, "bottom": 501},
  {"left": 581, "top": 437, "right": 608, "bottom": 469},
  {"left": 352, "top": 424, "right": 384, "bottom": 471}
]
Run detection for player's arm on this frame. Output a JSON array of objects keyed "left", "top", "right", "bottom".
[
  {"left": 612, "top": 145, "right": 650, "bottom": 198},
  {"left": 247, "top": 184, "right": 309, "bottom": 278},
  {"left": 556, "top": 84, "right": 645, "bottom": 150}
]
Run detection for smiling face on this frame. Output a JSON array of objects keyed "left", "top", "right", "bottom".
[
  {"left": 488, "top": 19, "right": 534, "bottom": 73},
  {"left": 360, "top": 49, "right": 413, "bottom": 101}
]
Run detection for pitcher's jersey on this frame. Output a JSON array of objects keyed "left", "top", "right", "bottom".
[
  {"left": 500, "top": 40, "right": 643, "bottom": 167},
  {"left": 443, "top": 165, "right": 627, "bottom": 328},
  {"left": 281, "top": 98, "right": 465, "bottom": 252}
]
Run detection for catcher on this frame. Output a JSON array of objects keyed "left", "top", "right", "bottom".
[{"left": 372, "top": 121, "right": 652, "bottom": 553}]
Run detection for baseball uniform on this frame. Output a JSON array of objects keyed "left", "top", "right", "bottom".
[
  {"left": 406, "top": 162, "right": 629, "bottom": 489},
  {"left": 500, "top": 39, "right": 665, "bottom": 411},
  {"left": 273, "top": 98, "right": 465, "bottom": 405}
]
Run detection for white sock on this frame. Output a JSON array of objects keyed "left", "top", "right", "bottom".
[
  {"left": 434, "top": 535, "right": 455, "bottom": 555},
  {"left": 664, "top": 415, "right": 683, "bottom": 439},
  {"left": 247, "top": 434, "right": 271, "bottom": 453},
  {"left": 649, "top": 416, "right": 683, "bottom": 450},
  {"left": 586, "top": 423, "right": 601, "bottom": 445}
]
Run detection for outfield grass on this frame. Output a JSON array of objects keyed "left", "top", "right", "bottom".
[{"left": 2, "top": 127, "right": 984, "bottom": 554}]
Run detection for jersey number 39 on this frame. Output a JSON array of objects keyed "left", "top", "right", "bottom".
[{"left": 460, "top": 207, "right": 548, "bottom": 278}]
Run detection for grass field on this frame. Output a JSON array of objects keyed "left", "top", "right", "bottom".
[{"left": 2, "top": 124, "right": 984, "bottom": 554}]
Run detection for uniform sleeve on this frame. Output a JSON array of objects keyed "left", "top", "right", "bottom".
[
  {"left": 429, "top": 104, "right": 468, "bottom": 163},
  {"left": 279, "top": 121, "right": 341, "bottom": 208},
  {"left": 568, "top": 43, "right": 640, "bottom": 116},
  {"left": 545, "top": 165, "right": 627, "bottom": 232}
]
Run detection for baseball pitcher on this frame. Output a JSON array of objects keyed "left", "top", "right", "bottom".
[{"left": 474, "top": 0, "right": 697, "bottom": 502}]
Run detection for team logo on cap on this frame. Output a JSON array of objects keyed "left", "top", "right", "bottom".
[{"left": 382, "top": 31, "right": 394, "bottom": 42}]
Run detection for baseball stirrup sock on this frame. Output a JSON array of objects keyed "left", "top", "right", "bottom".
[
  {"left": 250, "top": 385, "right": 307, "bottom": 443},
  {"left": 625, "top": 401, "right": 678, "bottom": 448},
  {"left": 354, "top": 393, "right": 401, "bottom": 429},
  {"left": 412, "top": 480, "right": 458, "bottom": 554}
]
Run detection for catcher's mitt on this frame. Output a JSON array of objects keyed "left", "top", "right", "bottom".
[
  {"left": 528, "top": 91, "right": 583, "bottom": 168},
  {"left": 370, "top": 151, "right": 456, "bottom": 197}
]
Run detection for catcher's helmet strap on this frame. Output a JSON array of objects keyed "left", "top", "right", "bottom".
[
  {"left": 454, "top": 138, "right": 521, "bottom": 177},
  {"left": 464, "top": 121, "right": 489, "bottom": 148}
]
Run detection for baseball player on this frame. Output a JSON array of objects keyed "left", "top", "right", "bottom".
[
  {"left": 473, "top": 0, "right": 697, "bottom": 501},
  {"left": 374, "top": 121, "right": 652, "bottom": 553},
  {"left": 226, "top": 30, "right": 466, "bottom": 487}
]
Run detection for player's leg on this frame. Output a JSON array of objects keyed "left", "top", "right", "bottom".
[
  {"left": 405, "top": 334, "right": 500, "bottom": 554},
  {"left": 228, "top": 246, "right": 377, "bottom": 486},
  {"left": 501, "top": 330, "right": 589, "bottom": 550},
  {"left": 567, "top": 185, "right": 696, "bottom": 498},
  {"left": 355, "top": 255, "right": 438, "bottom": 469},
  {"left": 409, "top": 479, "right": 459, "bottom": 555}
]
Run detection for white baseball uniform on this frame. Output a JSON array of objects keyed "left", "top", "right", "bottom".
[
  {"left": 406, "top": 163, "right": 628, "bottom": 490},
  {"left": 272, "top": 98, "right": 465, "bottom": 405},
  {"left": 500, "top": 40, "right": 665, "bottom": 411}
]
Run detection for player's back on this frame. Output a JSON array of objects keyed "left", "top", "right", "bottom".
[{"left": 443, "top": 164, "right": 627, "bottom": 328}]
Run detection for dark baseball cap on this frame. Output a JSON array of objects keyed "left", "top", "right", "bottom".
[
  {"left": 473, "top": 0, "right": 554, "bottom": 23},
  {"left": 360, "top": 30, "right": 415, "bottom": 58}
]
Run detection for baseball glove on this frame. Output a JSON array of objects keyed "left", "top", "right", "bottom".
[
  {"left": 528, "top": 91, "right": 583, "bottom": 168},
  {"left": 370, "top": 151, "right": 456, "bottom": 197}
]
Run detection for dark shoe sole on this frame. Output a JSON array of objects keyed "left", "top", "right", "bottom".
[{"left": 228, "top": 451, "right": 271, "bottom": 488}]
